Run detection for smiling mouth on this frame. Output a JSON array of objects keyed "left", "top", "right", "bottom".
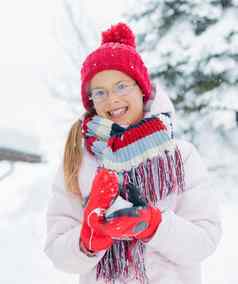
[{"left": 108, "top": 107, "right": 128, "bottom": 119}]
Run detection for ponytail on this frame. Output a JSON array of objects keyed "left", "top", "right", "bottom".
[{"left": 63, "top": 119, "right": 84, "bottom": 202}]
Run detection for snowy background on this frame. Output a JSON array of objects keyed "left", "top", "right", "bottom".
[{"left": 0, "top": 0, "right": 237, "bottom": 283}]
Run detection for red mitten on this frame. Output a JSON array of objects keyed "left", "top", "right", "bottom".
[
  {"left": 92, "top": 204, "right": 162, "bottom": 242},
  {"left": 80, "top": 168, "right": 119, "bottom": 253},
  {"left": 80, "top": 220, "right": 112, "bottom": 253},
  {"left": 135, "top": 205, "right": 162, "bottom": 242}
]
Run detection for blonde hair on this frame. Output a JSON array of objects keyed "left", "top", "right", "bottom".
[
  {"left": 63, "top": 109, "right": 95, "bottom": 203},
  {"left": 63, "top": 119, "right": 83, "bottom": 202}
]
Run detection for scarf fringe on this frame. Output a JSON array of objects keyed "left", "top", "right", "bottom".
[
  {"left": 121, "top": 146, "right": 185, "bottom": 205},
  {"left": 96, "top": 240, "right": 149, "bottom": 284}
]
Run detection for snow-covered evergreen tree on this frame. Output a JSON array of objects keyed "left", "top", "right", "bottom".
[{"left": 126, "top": 0, "right": 238, "bottom": 138}]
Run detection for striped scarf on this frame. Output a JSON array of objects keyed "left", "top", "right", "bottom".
[{"left": 81, "top": 112, "right": 185, "bottom": 284}]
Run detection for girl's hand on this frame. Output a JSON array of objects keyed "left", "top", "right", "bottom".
[
  {"left": 84, "top": 167, "right": 119, "bottom": 215},
  {"left": 80, "top": 219, "right": 112, "bottom": 253},
  {"left": 80, "top": 168, "right": 119, "bottom": 253},
  {"left": 91, "top": 204, "right": 162, "bottom": 242}
]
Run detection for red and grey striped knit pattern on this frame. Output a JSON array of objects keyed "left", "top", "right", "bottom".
[
  {"left": 81, "top": 112, "right": 185, "bottom": 203},
  {"left": 81, "top": 112, "right": 185, "bottom": 284}
]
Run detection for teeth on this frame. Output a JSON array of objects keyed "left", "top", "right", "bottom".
[{"left": 109, "top": 107, "right": 127, "bottom": 118}]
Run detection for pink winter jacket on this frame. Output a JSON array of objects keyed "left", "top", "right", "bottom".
[{"left": 44, "top": 92, "right": 222, "bottom": 284}]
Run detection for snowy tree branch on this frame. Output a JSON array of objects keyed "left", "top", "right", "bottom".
[
  {"left": 0, "top": 148, "right": 43, "bottom": 163},
  {"left": 63, "top": 0, "right": 90, "bottom": 52}
]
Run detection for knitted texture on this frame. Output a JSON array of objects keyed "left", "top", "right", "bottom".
[
  {"left": 80, "top": 168, "right": 119, "bottom": 253},
  {"left": 81, "top": 112, "right": 185, "bottom": 283},
  {"left": 80, "top": 22, "right": 152, "bottom": 111}
]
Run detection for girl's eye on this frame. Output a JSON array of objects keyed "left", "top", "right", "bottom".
[
  {"left": 116, "top": 82, "right": 128, "bottom": 90},
  {"left": 96, "top": 90, "right": 105, "bottom": 96},
  {"left": 92, "top": 89, "right": 106, "bottom": 98}
]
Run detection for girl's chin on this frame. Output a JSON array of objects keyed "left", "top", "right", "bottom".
[
  {"left": 105, "top": 112, "right": 143, "bottom": 125},
  {"left": 110, "top": 117, "right": 140, "bottom": 126},
  {"left": 111, "top": 118, "right": 129, "bottom": 125}
]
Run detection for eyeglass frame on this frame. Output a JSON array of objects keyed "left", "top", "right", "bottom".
[{"left": 88, "top": 80, "right": 139, "bottom": 104}]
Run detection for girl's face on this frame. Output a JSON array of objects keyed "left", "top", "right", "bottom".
[{"left": 89, "top": 70, "right": 144, "bottom": 125}]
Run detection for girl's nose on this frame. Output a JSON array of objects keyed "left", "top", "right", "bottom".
[{"left": 107, "top": 90, "right": 121, "bottom": 103}]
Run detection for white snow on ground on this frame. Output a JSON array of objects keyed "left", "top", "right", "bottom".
[
  {"left": 202, "top": 166, "right": 238, "bottom": 284},
  {"left": 0, "top": 162, "right": 78, "bottom": 284},
  {"left": 203, "top": 203, "right": 238, "bottom": 284}
]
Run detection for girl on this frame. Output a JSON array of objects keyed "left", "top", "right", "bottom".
[{"left": 44, "top": 23, "right": 222, "bottom": 284}]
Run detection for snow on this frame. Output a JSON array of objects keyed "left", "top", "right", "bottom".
[
  {"left": 202, "top": 203, "right": 238, "bottom": 284},
  {"left": 0, "top": 163, "right": 78, "bottom": 284},
  {"left": 0, "top": 1, "right": 238, "bottom": 284}
]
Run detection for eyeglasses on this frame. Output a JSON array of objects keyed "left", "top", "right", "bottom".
[{"left": 89, "top": 81, "right": 138, "bottom": 104}]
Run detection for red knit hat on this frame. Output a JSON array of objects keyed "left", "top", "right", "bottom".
[{"left": 80, "top": 22, "right": 153, "bottom": 111}]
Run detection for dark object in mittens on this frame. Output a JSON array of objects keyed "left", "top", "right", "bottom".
[
  {"left": 106, "top": 206, "right": 143, "bottom": 219},
  {"left": 120, "top": 182, "right": 147, "bottom": 207}
]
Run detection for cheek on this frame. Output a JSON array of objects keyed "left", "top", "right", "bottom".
[
  {"left": 128, "top": 97, "right": 144, "bottom": 112},
  {"left": 94, "top": 104, "right": 107, "bottom": 118}
]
